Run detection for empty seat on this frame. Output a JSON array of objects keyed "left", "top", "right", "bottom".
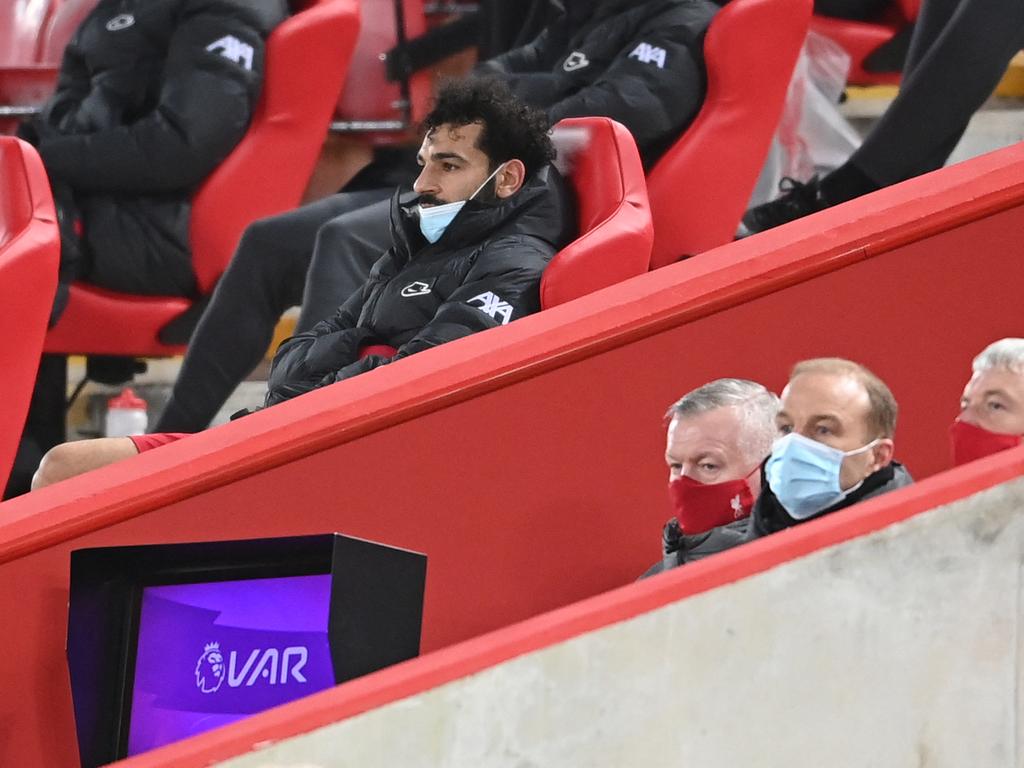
[
  {"left": 0, "top": 137, "right": 59, "bottom": 487},
  {"left": 810, "top": 0, "right": 918, "bottom": 86},
  {"left": 332, "top": 0, "right": 432, "bottom": 143},
  {"left": 646, "top": 0, "right": 812, "bottom": 268},
  {"left": 541, "top": 117, "right": 653, "bottom": 309}
]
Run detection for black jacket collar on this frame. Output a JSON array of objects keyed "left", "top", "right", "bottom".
[
  {"left": 381, "top": 163, "right": 574, "bottom": 276},
  {"left": 750, "top": 461, "right": 910, "bottom": 538}
]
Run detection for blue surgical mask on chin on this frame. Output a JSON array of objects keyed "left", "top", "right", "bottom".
[
  {"left": 765, "top": 432, "right": 880, "bottom": 520},
  {"left": 417, "top": 163, "right": 506, "bottom": 244}
]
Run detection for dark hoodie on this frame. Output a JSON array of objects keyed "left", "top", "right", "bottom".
[
  {"left": 478, "top": 0, "right": 719, "bottom": 168},
  {"left": 641, "top": 461, "right": 915, "bottom": 577},
  {"left": 264, "top": 165, "right": 575, "bottom": 406}
]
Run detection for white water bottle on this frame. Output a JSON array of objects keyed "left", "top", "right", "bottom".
[{"left": 105, "top": 388, "right": 148, "bottom": 437}]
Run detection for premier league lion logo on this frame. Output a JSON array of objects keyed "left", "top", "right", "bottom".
[{"left": 195, "top": 641, "right": 226, "bottom": 693}]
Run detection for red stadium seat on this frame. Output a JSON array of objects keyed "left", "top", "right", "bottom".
[
  {"left": 0, "top": 0, "right": 98, "bottom": 68},
  {"left": 332, "top": 0, "right": 432, "bottom": 143},
  {"left": 36, "top": 0, "right": 98, "bottom": 64},
  {"left": 0, "top": 0, "right": 97, "bottom": 133},
  {"left": 360, "top": 344, "right": 399, "bottom": 359},
  {"left": 646, "top": 0, "right": 812, "bottom": 268},
  {"left": 0, "top": 138, "right": 59, "bottom": 487},
  {"left": 43, "top": 0, "right": 362, "bottom": 357},
  {"left": 540, "top": 117, "right": 653, "bottom": 309},
  {"left": 810, "top": 0, "right": 918, "bottom": 86},
  {"left": 0, "top": 2, "right": 50, "bottom": 67}
]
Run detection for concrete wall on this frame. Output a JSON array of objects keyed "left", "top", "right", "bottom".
[{"left": 217, "top": 476, "right": 1024, "bottom": 768}]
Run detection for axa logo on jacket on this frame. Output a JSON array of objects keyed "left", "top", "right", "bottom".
[
  {"left": 765, "top": 433, "right": 879, "bottom": 520},
  {"left": 206, "top": 35, "right": 254, "bottom": 70},
  {"left": 628, "top": 42, "right": 667, "bottom": 69},
  {"left": 468, "top": 292, "right": 513, "bottom": 325}
]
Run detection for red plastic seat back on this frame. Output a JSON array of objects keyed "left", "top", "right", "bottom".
[
  {"left": 0, "top": 1, "right": 51, "bottom": 67},
  {"left": 333, "top": 0, "right": 432, "bottom": 144},
  {"left": 809, "top": 0, "right": 915, "bottom": 88},
  {"left": 189, "top": 0, "right": 362, "bottom": 293},
  {"left": 895, "top": 0, "right": 919, "bottom": 20},
  {"left": 0, "top": 0, "right": 98, "bottom": 134},
  {"left": 540, "top": 117, "right": 653, "bottom": 309},
  {"left": 646, "top": 0, "right": 812, "bottom": 268},
  {"left": 0, "top": 138, "right": 59, "bottom": 485},
  {"left": 37, "top": 0, "right": 99, "bottom": 64},
  {"left": 360, "top": 343, "right": 398, "bottom": 359}
]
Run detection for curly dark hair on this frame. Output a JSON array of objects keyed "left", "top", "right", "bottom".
[{"left": 420, "top": 77, "right": 555, "bottom": 178}]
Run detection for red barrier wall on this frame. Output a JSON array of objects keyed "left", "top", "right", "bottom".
[
  {"left": 114, "top": 445, "right": 1024, "bottom": 768},
  {"left": 0, "top": 144, "right": 1022, "bottom": 766}
]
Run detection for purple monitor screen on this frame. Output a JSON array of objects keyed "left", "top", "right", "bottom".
[{"left": 127, "top": 574, "right": 334, "bottom": 756}]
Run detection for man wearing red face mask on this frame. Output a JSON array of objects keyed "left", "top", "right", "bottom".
[
  {"left": 642, "top": 379, "right": 779, "bottom": 577},
  {"left": 950, "top": 338, "right": 1024, "bottom": 466}
]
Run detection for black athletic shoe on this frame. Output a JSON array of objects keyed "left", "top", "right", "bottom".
[{"left": 736, "top": 176, "right": 830, "bottom": 238}]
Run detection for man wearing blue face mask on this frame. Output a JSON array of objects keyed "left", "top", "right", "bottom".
[
  {"left": 261, "top": 79, "right": 574, "bottom": 406},
  {"left": 30, "top": 79, "right": 575, "bottom": 488},
  {"left": 747, "top": 357, "right": 913, "bottom": 539}
]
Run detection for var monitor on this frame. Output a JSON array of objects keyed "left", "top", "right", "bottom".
[{"left": 67, "top": 534, "right": 427, "bottom": 768}]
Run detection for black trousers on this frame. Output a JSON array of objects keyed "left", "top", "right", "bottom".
[
  {"left": 154, "top": 189, "right": 392, "bottom": 432},
  {"left": 850, "top": 0, "right": 1024, "bottom": 186}
]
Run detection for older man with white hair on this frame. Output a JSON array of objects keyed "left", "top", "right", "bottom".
[
  {"left": 643, "top": 378, "right": 780, "bottom": 577},
  {"left": 950, "top": 338, "right": 1024, "bottom": 466}
]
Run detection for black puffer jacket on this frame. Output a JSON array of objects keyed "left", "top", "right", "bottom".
[
  {"left": 264, "top": 165, "right": 575, "bottom": 406},
  {"left": 20, "top": 0, "right": 287, "bottom": 295},
  {"left": 477, "top": 0, "right": 719, "bottom": 168},
  {"left": 640, "top": 517, "right": 750, "bottom": 578}
]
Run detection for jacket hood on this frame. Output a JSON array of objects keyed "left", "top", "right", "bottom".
[
  {"left": 385, "top": 163, "right": 575, "bottom": 272},
  {"left": 749, "top": 460, "right": 914, "bottom": 538}
]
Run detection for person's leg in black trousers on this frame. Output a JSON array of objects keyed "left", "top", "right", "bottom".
[
  {"left": 842, "top": 0, "right": 1024, "bottom": 188},
  {"left": 741, "top": 0, "right": 1024, "bottom": 233},
  {"left": 813, "top": 0, "right": 890, "bottom": 21},
  {"left": 297, "top": 196, "right": 396, "bottom": 331},
  {"left": 155, "top": 189, "right": 389, "bottom": 432}
]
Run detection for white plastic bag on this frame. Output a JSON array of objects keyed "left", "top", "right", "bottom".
[{"left": 748, "top": 31, "right": 864, "bottom": 206}]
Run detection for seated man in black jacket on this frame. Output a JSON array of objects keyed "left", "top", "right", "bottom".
[
  {"left": 153, "top": 0, "right": 719, "bottom": 433},
  {"left": 32, "top": 80, "right": 575, "bottom": 489},
  {"left": 646, "top": 358, "right": 913, "bottom": 573},
  {"left": 17, "top": 0, "right": 288, "bottom": 322}
]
